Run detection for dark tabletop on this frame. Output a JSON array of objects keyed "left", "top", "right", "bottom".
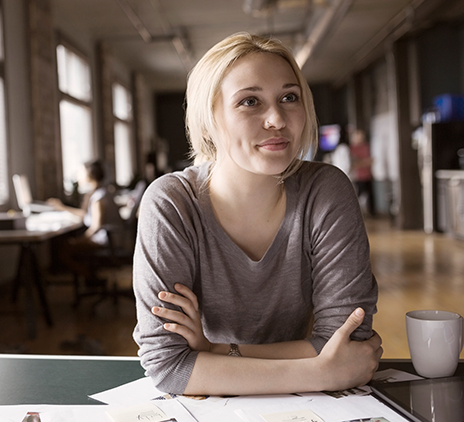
[
  {"left": 0, "top": 355, "right": 145, "bottom": 405},
  {"left": 0, "top": 355, "right": 462, "bottom": 405}
]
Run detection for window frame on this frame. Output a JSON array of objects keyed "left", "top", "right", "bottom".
[
  {"left": 56, "top": 38, "right": 93, "bottom": 106},
  {"left": 112, "top": 80, "right": 135, "bottom": 187},
  {"left": 55, "top": 37, "right": 95, "bottom": 193}
]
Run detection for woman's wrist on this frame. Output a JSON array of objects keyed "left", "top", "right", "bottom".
[{"left": 209, "top": 343, "right": 229, "bottom": 355}]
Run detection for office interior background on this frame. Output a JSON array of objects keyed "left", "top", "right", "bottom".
[{"left": 0, "top": 0, "right": 464, "bottom": 358}]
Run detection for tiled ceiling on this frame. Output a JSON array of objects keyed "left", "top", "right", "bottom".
[{"left": 52, "top": 0, "right": 464, "bottom": 90}]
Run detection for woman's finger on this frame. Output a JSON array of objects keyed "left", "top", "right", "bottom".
[
  {"left": 333, "top": 308, "right": 365, "bottom": 341},
  {"left": 158, "top": 291, "right": 197, "bottom": 318},
  {"left": 163, "top": 323, "right": 198, "bottom": 343},
  {"left": 174, "top": 284, "right": 199, "bottom": 311},
  {"left": 152, "top": 306, "right": 196, "bottom": 331}
]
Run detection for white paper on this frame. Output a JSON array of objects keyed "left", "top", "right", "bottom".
[
  {"left": 89, "top": 372, "right": 415, "bottom": 422},
  {"left": 89, "top": 376, "right": 168, "bottom": 406},
  {"left": 372, "top": 368, "right": 423, "bottom": 383},
  {"left": 106, "top": 403, "right": 167, "bottom": 422},
  {"left": 292, "top": 394, "right": 409, "bottom": 422},
  {"left": 233, "top": 389, "right": 410, "bottom": 422},
  {"left": 138, "top": 400, "right": 197, "bottom": 422},
  {"left": 0, "top": 405, "right": 110, "bottom": 422},
  {"left": 233, "top": 395, "right": 326, "bottom": 422},
  {"left": 0, "top": 402, "right": 197, "bottom": 422},
  {"left": 176, "top": 394, "right": 310, "bottom": 422},
  {"left": 260, "top": 408, "right": 324, "bottom": 422}
]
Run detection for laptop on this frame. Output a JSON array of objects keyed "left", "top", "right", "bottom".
[
  {"left": 370, "top": 375, "right": 464, "bottom": 422},
  {"left": 12, "top": 174, "right": 55, "bottom": 213}
]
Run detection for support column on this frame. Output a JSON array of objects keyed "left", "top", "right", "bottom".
[
  {"left": 392, "top": 38, "right": 423, "bottom": 229},
  {"left": 96, "top": 42, "right": 116, "bottom": 182},
  {"left": 28, "top": 0, "right": 61, "bottom": 199}
]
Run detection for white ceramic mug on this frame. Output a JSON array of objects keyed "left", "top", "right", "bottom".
[{"left": 406, "top": 310, "right": 464, "bottom": 378}]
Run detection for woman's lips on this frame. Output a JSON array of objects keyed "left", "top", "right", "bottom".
[{"left": 258, "top": 138, "right": 289, "bottom": 151}]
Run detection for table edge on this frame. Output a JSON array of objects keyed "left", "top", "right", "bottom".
[{"left": 0, "top": 354, "right": 140, "bottom": 361}]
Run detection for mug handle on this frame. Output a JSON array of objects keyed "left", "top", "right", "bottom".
[{"left": 461, "top": 316, "right": 464, "bottom": 351}]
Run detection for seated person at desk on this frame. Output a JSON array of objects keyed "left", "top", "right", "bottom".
[
  {"left": 48, "top": 159, "right": 123, "bottom": 278},
  {"left": 133, "top": 33, "right": 382, "bottom": 396}
]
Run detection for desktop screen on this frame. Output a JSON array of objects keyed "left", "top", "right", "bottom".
[
  {"left": 12, "top": 174, "right": 33, "bottom": 210},
  {"left": 319, "top": 124, "right": 341, "bottom": 152}
]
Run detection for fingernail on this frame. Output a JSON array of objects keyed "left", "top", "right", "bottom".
[
  {"left": 152, "top": 306, "right": 160, "bottom": 314},
  {"left": 158, "top": 291, "right": 167, "bottom": 299},
  {"left": 164, "top": 323, "right": 170, "bottom": 329},
  {"left": 355, "top": 308, "right": 364, "bottom": 317}
]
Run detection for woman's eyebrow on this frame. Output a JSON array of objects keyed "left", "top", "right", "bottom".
[
  {"left": 234, "top": 86, "right": 262, "bottom": 95},
  {"left": 233, "top": 82, "right": 301, "bottom": 97},
  {"left": 284, "top": 83, "right": 301, "bottom": 89}
]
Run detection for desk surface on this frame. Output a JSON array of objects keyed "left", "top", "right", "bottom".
[
  {"left": 0, "top": 354, "right": 145, "bottom": 405},
  {"left": 0, "top": 212, "right": 83, "bottom": 244},
  {"left": 1, "top": 354, "right": 462, "bottom": 406}
]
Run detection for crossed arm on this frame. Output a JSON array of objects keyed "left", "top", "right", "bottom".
[{"left": 152, "top": 283, "right": 383, "bottom": 396}]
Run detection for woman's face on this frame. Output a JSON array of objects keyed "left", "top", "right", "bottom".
[
  {"left": 76, "top": 165, "right": 92, "bottom": 192},
  {"left": 213, "top": 52, "right": 306, "bottom": 178}
]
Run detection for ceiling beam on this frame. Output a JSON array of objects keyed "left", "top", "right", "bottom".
[
  {"left": 333, "top": 0, "right": 451, "bottom": 86},
  {"left": 114, "top": 0, "right": 152, "bottom": 43},
  {"left": 148, "top": 0, "right": 194, "bottom": 72},
  {"left": 114, "top": 0, "right": 193, "bottom": 72},
  {"left": 295, "top": 0, "right": 353, "bottom": 68}
]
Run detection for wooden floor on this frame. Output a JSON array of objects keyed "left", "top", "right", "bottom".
[
  {"left": 367, "top": 218, "right": 464, "bottom": 359},
  {"left": 1, "top": 217, "right": 463, "bottom": 358}
]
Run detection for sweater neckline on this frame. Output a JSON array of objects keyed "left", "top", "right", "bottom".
[{"left": 197, "top": 163, "right": 297, "bottom": 266}]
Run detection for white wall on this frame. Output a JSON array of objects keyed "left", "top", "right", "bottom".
[{"left": 0, "top": 0, "right": 34, "bottom": 284}]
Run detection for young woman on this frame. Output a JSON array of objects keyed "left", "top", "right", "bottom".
[
  {"left": 49, "top": 159, "right": 124, "bottom": 277},
  {"left": 133, "top": 33, "right": 382, "bottom": 396}
]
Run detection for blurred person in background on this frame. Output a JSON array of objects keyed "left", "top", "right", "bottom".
[
  {"left": 350, "top": 129, "right": 376, "bottom": 217},
  {"left": 48, "top": 159, "right": 124, "bottom": 279}
]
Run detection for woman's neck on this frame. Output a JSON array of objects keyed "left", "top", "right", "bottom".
[
  {"left": 208, "top": 163, "right": 286, "bottom": 261},
  {"left": 209, "top": 163, "right": 284, "bottom": 215}
]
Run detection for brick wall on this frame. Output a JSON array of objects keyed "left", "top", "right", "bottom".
[
  {"left": 96, "top": 41, "right": 116, "bottom": 182},
  {"left": 28, "top": 0, "right": 61, "bottom": 199}
]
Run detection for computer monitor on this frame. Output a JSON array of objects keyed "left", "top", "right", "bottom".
[
  {"left": 12, "top": 174, "right": 54, "bottom": 213},
  {"left": 12, "top": 174, "right": 33, "bottom": 210},
  {"left": 319, "top": 124, "right": 341, "bottom": 152}
]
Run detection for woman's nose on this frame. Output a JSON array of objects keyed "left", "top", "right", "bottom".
[{"left": 263, "top": 107, "right": 286, "bottom": 130}]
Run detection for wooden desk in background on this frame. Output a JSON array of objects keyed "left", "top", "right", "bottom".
[{"left": 0, "top": 212, "right": 83, "bottom": 338}]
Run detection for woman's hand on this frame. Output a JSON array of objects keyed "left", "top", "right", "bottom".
[
  {"left": 47, "top": 198, "right": 65, "bottom": 211},
  {"left": 316, "top": 308, "right": 383, "bottom": 391},
  {"left": 152, "top": 283, "right": 212, "bottom": 352}
]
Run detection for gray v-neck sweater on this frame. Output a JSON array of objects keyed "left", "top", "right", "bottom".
[{"left": 133, "top": 161, "right": 377, "bottom": 393}]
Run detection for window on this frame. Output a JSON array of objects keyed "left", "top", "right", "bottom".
[
  {"left": 56, "top": 43, "right": 93, "bottom": 193},
  {"left": 0, "top": 7, "right": 8, "bottom": 205},
  {"left": 112, "top": 82, "right": 134, "bottom": 187}
]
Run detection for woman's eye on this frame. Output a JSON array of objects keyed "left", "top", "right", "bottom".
[
  {"left": 282, "top": 93, "right": 299, "bottom": 103},
  {"left": 240, "top": 97, "right": 259, "bottom": 107}
]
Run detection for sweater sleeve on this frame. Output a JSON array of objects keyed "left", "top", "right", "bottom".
[
  {"left": 132, "top": 175, "right": 200, "bottom": 394},
  {"left": 305, "top": 164, "right": 378, "bottom": 353}
]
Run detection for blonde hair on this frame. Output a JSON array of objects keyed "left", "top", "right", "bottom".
[{"left": 185, "top": 32, "right": 318, "bottom": 180}]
